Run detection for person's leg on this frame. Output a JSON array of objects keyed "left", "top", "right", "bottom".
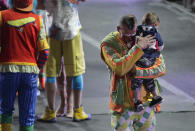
[
  {"left": 111, "top": 110, "right": 135, "bottom": 131},
  {"left": 45, "top": 38, "right": 62, "bottom": 110},
  {"left": 143, "top": 79, "right": 157, "bottom": 96},
  {"left": 66, "top": 76, "right": 73, "bottom": 118},
  {"left": 72, "top": 75, "right": 83, "bottom": 109},
  {"left": 46, "top": 78, "right": 57, "bottom": 110},
  {"left": 132, "top": 78, "right": 143, "bottom": 101},
  {"left": 56, "top": 63, "right": 67, "bottom": 117},
  {"left": 18, "top": 73, "right": 38, "bottom": 131},
  {"left": 143, "top": 79, "right": 163, "bottom": 107},
  {"left": 37, "top": 38, "right": 62, "bottom": 122},
  {"left": 132, "top": 78, "right": 144, "bottom": 112},
  {"left": 73, "top": 89, "right": 82, "bottom": 108},
  {"left": 71, "top": 75, "right": 91, "bottom": 122},
  {"left": 37, "top": 77, "right": 57, "bottom": 122},
  {"left": 111, "top": 107, "right": 156, "bottom": 131},
  {"left": 63, "top": 32, "right": 90, "bottom": 121},
  {"left": 0, "top": 73, "right": 19, "bottom": 131},
  {"left": 46, "top": 77, "right": 56, "bottom": 110},
  {"left": 133, "top": 107, "right": 156, "bottom": 131}
]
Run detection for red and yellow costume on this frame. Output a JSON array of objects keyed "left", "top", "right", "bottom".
[{"left": 0, "top": 7, "right": 49, "bottom": 131}]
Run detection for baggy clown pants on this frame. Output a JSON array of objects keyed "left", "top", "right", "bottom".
[
  {"left": 0, "top": 72, "right": 38, "bottom": 131},
  {"left": 111, "top": 106, "right": 155, "bottom": 131}
]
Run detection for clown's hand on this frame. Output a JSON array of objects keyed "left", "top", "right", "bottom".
[{"left": 136, "top": 35, "right": 155, "bottom": 49}]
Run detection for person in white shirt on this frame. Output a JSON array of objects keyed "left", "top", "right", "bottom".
[{"left": 37, "top": 0, "right": 92, "bottom": 122}]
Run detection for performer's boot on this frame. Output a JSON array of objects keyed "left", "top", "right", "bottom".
[
  {"left": 149, "top": 96, "right": 163, "bottom": 107},
  {"left": 73, "top": 106, "right": 91, "bottom": 122},
  {"left": 20, "top": 125, "right": 34, "bottom": 131},
  {"left": 37, "top": 107, "right": 56, "bottom": 123},
  {"left": 134, "top": 100, "right": 144, "bottom": 112},
  {"left": 0, "top": 114, "right": 12, "bottom": 131},
  {"left": 0, "top": 124, "right": 12, "bottom": 131}
]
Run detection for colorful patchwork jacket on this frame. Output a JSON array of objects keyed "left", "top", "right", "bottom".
[
  {"left": 101, "top": 31, "right": 166, "bottom": 113},
  {"left": 0, "top": 9, "right": 49, "bottom": 74}
]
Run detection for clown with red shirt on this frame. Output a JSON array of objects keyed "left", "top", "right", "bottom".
[{"left": 0, "top": 0, "right": 49, "bottom": 130}]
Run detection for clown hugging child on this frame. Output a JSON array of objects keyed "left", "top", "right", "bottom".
[{"left": 132, "top": 12, "right": 164, "bottom": 112}]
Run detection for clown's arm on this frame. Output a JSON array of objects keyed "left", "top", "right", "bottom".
[
  {"left": 101, "top": 43, "right": 144, "bottom": 76},
  {"left": 37, "top": 16, "right": 49, "bottom": 73}
]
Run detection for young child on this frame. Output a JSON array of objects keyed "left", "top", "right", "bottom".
[
  {"left": 132, "top": 12, "right": 164, "bottom": 112},
  {"left": 0, "top": 0, "right": 49, "bottom": 130}
]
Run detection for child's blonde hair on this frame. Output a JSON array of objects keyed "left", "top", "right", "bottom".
[{"left": 142, "top": 12, "right": 160, "bottom": 25}]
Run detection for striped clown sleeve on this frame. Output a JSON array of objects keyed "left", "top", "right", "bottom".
[
  {"left": 37, "top": 49, "right": 49, "bottom": 72},
  {"left": 101, "top": 43, "right": 144, "bottom": 76}
]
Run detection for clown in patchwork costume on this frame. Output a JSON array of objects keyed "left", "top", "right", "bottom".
[
  {"left": 0, "top": 0, "right": 49, "bottom": 130},
  {"left": 101, "top": 14, "right": 166, "bottom": 131}
]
